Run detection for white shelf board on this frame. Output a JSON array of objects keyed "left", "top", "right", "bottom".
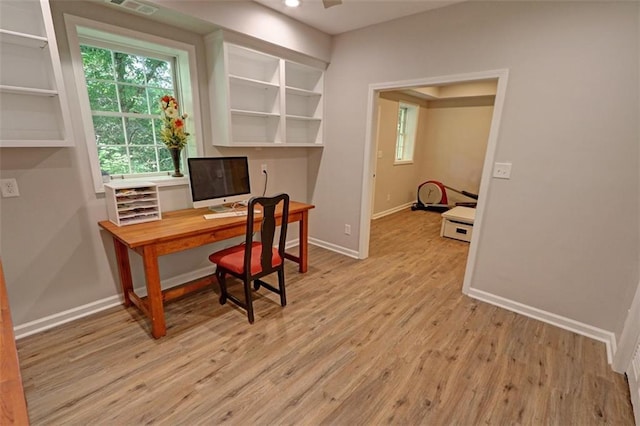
[
  {"left": 285, "top": 86, "right": 322, "bottom": 97},
  {"left": 230, "top": 75, "right": 280, "bottom": 90},
  {"left": 0, "top": 29, "right": 47, "bottom": 48},
  {"left": 231, "top": 109, "right": 281, "bottom": 118},
  {"left": 0, "top": 85, "right": 58, "bottom": 96},
  {"left": 286, "top": 114, "right": 322, "bottom": 121}
]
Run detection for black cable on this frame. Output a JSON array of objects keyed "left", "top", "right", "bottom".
[{"left": 262, "top": 169, "right": 268, "bottom": 196}]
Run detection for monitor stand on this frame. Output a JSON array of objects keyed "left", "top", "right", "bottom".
[{"left": 208, "top": 204, "right": 233, "bottom": 213}]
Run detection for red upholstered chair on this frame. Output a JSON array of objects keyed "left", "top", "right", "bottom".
[{"left": 209, "top": 193, "right": 290, "bottom": 323}]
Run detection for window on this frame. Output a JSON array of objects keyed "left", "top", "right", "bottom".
[
  {"left": 395, "top": 102, "right": 419, "bottom": 164},
  {"left": 65, "top": 16, "right": 200, "bottom": 192},
  {"left": 80, "top": 44, "right": 176, "bottom": 176}
]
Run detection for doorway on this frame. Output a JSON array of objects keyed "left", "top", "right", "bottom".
[{"left": 358, "top": 69, "right": 509, "bottom": 294}]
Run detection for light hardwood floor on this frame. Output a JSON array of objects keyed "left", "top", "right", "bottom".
[{"left": 18, "top": 208, "right": 634, "bottom": 425}]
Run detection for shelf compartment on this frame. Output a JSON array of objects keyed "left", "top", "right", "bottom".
[
  {"left": 230, "top": 77, "right": 280, "bottom": 114},
  {"left": 286, "top": 116, "right": 322, "bottom": 145},
  {"left": 0, "top": 1, "right": 46, "bottom": 38},
  {"left": 0, "top": 92, "right": 65, "bottom": 143},
  {"left": 227, "top": 44, "right": 280, "bottom": 85},
  {"left": 286, "top": 90, "right": 322, "bottom": 119},
  {"left": 0, "top": 41, "right": 56, "bottom": 90},
  {"left": 230, "top": 113, "right": 281, "bottom": 144},
  {"left": 285, "top": 61, "right": 323, "bottom": 92}
]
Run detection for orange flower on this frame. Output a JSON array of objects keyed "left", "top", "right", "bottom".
[{"left": 159, "top": 94, "right": 189, "bottom": 149}]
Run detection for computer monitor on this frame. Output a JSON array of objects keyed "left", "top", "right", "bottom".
[{"left": 187, "top": 156, "right": 251, "bottom": 211}]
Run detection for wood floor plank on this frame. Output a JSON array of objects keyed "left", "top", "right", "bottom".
[{"left": 16, "top": 208, "right": 634, "bottom": 425}]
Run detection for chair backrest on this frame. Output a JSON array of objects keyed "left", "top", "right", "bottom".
[{"left": 244, "top": 193, "right": 290, "bottom": 276}]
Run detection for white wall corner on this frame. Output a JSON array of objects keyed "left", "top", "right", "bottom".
[
  {"left": 466, "top": 287, "right": 618, "bottom": 365},
  {"left": 309, "top": 238, "right": 360, "bottom": 259},
  {"left": 371, "top": 202, "right": 415, "bottom": 220},
  {"left": 613, "top": 280, "right": 640, "bottom": 372}
]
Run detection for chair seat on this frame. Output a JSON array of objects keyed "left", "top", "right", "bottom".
[{"left": 209, "top": 241, "right": 283, "bottom": 276}]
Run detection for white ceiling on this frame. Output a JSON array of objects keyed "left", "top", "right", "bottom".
[{"left": 253, "top": 0, "right": 464, "bottom": 35}]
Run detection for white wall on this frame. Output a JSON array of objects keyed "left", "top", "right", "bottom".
[
  {"left": 152, "top": 0, "right": 331, "bottom": 63},
  {"left": 373, "top": 96, "right": 425, "bottom": 215},
  {"left": 2, "top": 0, "right": 639, "bottom": 348},
  {"left": 316, "top": 1, "right": 639, "bottom": 337},
  {"left": 0, "top": 0, "right": 326, "bottom": 328},
  {"left": 419, "top": 99, "right": 494, "bottom": 205}
]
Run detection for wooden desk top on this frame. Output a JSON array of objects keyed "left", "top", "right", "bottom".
[{"left": 98, "top": 201, "right": 314, "bottom": 249}]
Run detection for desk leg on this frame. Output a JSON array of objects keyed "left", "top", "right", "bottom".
[
  {"left": 142, "top": 246, "right": 166, "bottom": 339},
  {"left": 113, "top": 238, "right": 133, "bottom": 307},
  {"left": 299, "top": 210, "right": 309, "bottom": 273}
]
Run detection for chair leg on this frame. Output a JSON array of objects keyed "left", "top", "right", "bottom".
[
  {"left": 243, "top": 279, "right": 255, "bottom": 324},
  {"left": 216, "top": 268, "right": 227, "bottom": 305},
  {"left": 278, "top": 268, "right": 286, "bottom": 307}
]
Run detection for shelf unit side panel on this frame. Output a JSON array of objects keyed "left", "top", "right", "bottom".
[
  {"left": 208, "top": 36, "right": 233, "bottom": 146},
  {"left": 40, "top": 0, "right": 74, "bottom": 146}
]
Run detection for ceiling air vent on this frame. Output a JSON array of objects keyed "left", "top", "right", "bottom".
[{"left": 105, "top": 0, "right": 158, "bottom": 15}]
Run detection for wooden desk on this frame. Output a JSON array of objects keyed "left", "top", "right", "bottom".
[
  {"left": 98, "top": 201, "right": 314, "bottom": 338},
  {"left": 0, "top": 259, "right": 30, "bottom": 425}
]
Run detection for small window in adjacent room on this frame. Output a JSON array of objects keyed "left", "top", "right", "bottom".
[{"left": 395, "top": 102, "right": 419, "bottom": 164}]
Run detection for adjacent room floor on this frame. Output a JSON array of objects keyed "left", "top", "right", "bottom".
[{"left": 17, "top": 208, "right": 634, "bottom": 424}]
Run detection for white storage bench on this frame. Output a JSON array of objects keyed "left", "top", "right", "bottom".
[{"left": 440, "top": 206, "right": 476, "bottom": 242}]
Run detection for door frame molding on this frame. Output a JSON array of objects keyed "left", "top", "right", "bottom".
[{"left": 359, "top": 69, "right": 509, "bottom": 295}]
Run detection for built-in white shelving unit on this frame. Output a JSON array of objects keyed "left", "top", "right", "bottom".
[
  {"left": 0, "top": 0, "right": 74, "bottom": 147},
  {"left": 206, "top": 31, "right": 324, "bottom": 147},
  {"left": 104, "top": 181, "right": 161, "bottom": 226}
]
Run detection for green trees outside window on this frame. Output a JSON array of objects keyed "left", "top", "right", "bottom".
[{"left": 80, "top": 45, "right": 177, "bottom": 176}]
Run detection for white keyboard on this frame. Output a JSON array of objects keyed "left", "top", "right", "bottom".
[{"left": 204, "top": 211, "right": 247, "bottom": 220}]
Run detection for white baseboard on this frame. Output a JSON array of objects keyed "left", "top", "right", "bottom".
[
  {"left": 371, "top": 202, "right": 414, "bottom": 220},
  {"left": 14, "top": 239, "right": 303, "bottom": 339},
  {"left": 309, "top": 237, "right": 359, "bottom": 259},
  {"left": 466, "top": 287, "right": 617, "bottom": 364},
  {"left": 14, "top": 295, "right": 123, "bottom": 339},
  {"left": 628, "top": 361, "right": 640, "bottom": 426},
  {"left": 14, "top": 265, "right": 216, "bottom": 339}
]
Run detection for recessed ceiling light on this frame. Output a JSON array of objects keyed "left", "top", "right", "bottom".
[{"left": 284, "top": 0, "right": 300, "bottom": 7}]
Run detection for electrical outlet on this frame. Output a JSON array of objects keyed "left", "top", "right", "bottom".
[
  {"left": 493, "top": 162, "right": 512, "bottom": 179},
  {"left": 1, "top": 178, "right": 20, "bottom": 198},
  {"left": 344, "top": 224, "right": 351, "bottom": 235},
  {"left": 261, "top": 164, "right": 267, "bottom": 174},
  {"left": 386, "top": 194, "right": 391, "bottom": 201}
]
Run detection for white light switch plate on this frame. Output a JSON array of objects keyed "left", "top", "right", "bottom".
[{"left": 493, "top": 162, "right": 512, "bottom": 179}]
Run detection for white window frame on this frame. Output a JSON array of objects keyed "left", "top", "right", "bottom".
[
  {"left": 64, "top": 14, "right": 202, "bottom": 193},
  {"left": 395, "top": 102, "right": 419, "bottom": 165}
]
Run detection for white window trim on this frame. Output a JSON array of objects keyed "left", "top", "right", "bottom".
[
  {"left": 394, "top": 102, "right": 419, "bottom": 165},
  {"left": 64, "top": 14, "right": 203, "bottom": 193}
]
